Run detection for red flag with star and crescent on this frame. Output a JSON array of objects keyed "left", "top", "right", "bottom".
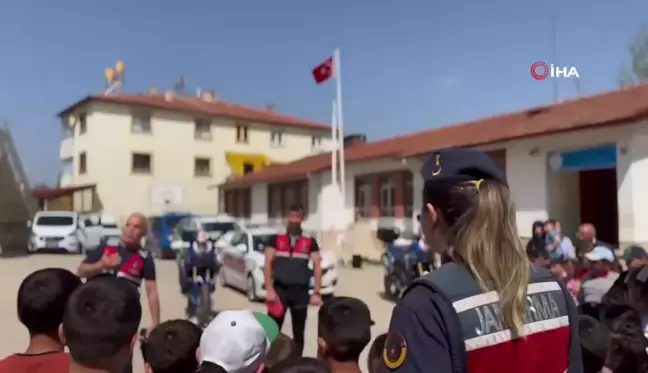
[{"left": 312, "top": 56, "right": 334, "bottom": 84}]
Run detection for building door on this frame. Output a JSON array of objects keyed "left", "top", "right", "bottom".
[{"left": 579, "top": 168, "right": 618, "bottom": 245}]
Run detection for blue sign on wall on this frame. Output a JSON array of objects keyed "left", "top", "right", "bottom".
[{"left": 548, "top": 144, "right": 617, "bottom": 172}]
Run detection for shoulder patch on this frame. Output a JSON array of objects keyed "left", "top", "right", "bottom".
[{"left": 383, "top": 332, "right": 407, "bottom": 370}]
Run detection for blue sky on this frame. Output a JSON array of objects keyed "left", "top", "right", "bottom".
[{"left": 0, "top": 0, "right": 646, "bottom": 185}]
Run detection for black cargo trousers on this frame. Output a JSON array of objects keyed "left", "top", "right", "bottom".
[{"left": 268, "top": 282, "right": 310, "bottom": 355}]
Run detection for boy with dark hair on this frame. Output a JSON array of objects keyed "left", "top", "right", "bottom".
[
  {"left": 0, "top": 268, "right": 81, "bottom": 373},
  {"left": 267, "top": 357, "right": 330, "bottom": 373},
  {"left": 144, "top": 319, "right": 202, "bottom": 373},
  {"left": 264, "top": 333, "right": 299, "bottom": 371},
  {"left": 317, "top": 296, "right": 373, "bottom": 373},
  {"left": 366, "top": 334, "right": 387, "bottom": 373},
  {"left": 63, "top": 276, "right": 142, "bottom": 373}
]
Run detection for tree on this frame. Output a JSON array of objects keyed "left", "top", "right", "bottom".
[{"left": 630, "top": 29, "right": 648, "bottom": 81}]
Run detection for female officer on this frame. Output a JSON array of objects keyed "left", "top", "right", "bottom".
[{"left": 382, "top": 148, "right": 582, "bottom": 373}]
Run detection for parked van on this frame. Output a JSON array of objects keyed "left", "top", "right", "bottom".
[
  {"left": 147, "top": 212, "right": 192, "bottom": 259},
  {"left": 28, "top": 211, "right": 81, "bottom": 253}
]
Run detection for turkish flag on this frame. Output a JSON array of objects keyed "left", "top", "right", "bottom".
[{"left": 312, "top": 56, "right": 334, "bottom": 84}]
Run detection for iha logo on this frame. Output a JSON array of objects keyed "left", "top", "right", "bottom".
[{"left": 530, "top": 61, "right": 580, "bottom": 80}]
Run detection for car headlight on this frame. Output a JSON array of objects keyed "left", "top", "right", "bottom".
[{"left": 68, "top": 233, "right": 78, "bottom": 241}]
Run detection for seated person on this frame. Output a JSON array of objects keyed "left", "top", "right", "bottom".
[{"left": 185, "top": 231, "right": 218, "bottom": 319}]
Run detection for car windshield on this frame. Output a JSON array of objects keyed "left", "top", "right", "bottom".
[
  {"left": 203, "top": 222, "right": 236, "bottom": 236},
  {"left": 36, "top": 216, "right": 75, "bottom": 226},
  {"left": 252, "top": 234, "right": 276, "bottom": 252}
]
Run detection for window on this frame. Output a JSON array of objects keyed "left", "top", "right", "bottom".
[
  {"left": 270, "top": 131, "right": 283, "bottom": 147},
  {"left": 78, "top": 152, "right": 87, "bottom": 175},
  {"left": 267, "top": 180, "right": 309, "bottom": 218},
  {"left": 132, "top": 113, "right": 152, "bottom": 134},
  {"left": 78, "top": 114, "right": 87, "bottom": 135},
  {"left": 194, "top": 119, "right": 211, "bottom": 140},
  {"left": 194, "top": 157, "right": 211, "bottom": 177},
  {"left": 355, "top": 179, "right": 372, "bottom": 217},
  {"left": 35, "top": 216, "right": 75, "bottom": 226},
  {"left": 380, "top": 180, "right": 395, "bottom": 217},
  {"left": 243, "top": 162, "right": 254, "bottom": 174},
  {"left": 268, "top": 184, "right": 282, "bottom": 218},
  {"left": 132, "top": 153, "right": 152, "bottom": 174},
  {"left": 311, "top": 136, "right": 322, "bottom": 149},
  {"left": 236, "top": 124, "right": 249, "bottom": 143}
]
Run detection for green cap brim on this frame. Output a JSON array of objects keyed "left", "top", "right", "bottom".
[{"left": 252, "top": 311, "right": 279, "bottom": 344}]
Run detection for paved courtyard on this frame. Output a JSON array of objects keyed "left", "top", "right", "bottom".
[{"left": 0, "top": 255, "right": 394, "bottom": 372}]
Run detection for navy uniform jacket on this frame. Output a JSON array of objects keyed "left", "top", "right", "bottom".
[{"left": 84, "top": 244, "right": 156, "bottom": 287}]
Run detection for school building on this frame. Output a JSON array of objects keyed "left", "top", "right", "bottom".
[{"left": 217, "top": 84, "right": 648, "bottom": 259}]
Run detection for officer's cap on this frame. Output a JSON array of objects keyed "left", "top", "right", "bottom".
[{"left": 420, "top": 148, "right": 507, "bottom": 187}]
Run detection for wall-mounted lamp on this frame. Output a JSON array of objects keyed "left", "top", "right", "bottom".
[
  {"left": 620, "top": 146, "right": 628, "bottom": 155},
  {"left": 529, "top": 147, "right": 540, "bottom": 156}
]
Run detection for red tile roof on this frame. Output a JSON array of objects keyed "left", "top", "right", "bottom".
[
  {"left": 57, "top": 94, "right": 330, "bottom": 131},
  {"left": 221, "top": 84, "right": 648, "bottom": 188},
  {"left": 32, "top": 184, "right": 96, "bottom": 199}
]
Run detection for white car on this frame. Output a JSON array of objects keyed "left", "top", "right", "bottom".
[
  {"left": 28, "top": 211, "right": 81, "bottom": 253},
  {"left": 78, "top": 214, "right": 121, "bottom": 251},
  {"left": 218, "top": 226, "right": 338, "bottom": 301}
]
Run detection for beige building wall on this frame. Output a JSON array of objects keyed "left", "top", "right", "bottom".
[{"left": 59, "top": 101, "right": 331, "bottom": 220}]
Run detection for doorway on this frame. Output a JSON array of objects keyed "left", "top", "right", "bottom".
[{"left": 579, "top": 168, "right": 618, "bottom": 245}]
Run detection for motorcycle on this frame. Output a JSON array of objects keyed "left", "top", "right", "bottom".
[{"left": 379, "top": 228, "right": 430, "bottom": 301}]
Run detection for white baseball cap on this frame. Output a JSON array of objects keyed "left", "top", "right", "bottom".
[{"left": 199, "top": 310, "right": 279, "bottom": 373}]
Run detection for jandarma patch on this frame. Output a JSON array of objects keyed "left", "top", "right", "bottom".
[{"left": 383, "top": 332, "right": 407, "bottom": 369}]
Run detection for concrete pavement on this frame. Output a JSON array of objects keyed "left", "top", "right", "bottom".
[{"left": 0, "top": 255, "right": 394, "bottom": 373}]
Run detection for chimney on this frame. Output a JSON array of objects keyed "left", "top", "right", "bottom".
[
  {"left": 200, "top": 91, "right": 213, "bottom": 101},
  {"left": 164, "top": 89, "right": 174, "bottom": 101},
  {"left": 266, "top": 104, "right": 276, "bottom": 113},
  {"left": 343, "top": 134, "right": 367, "bottom": 148},
  {"left": 148, "top": 85, "right": 157, "bottom": 94},
  {"left": 210, "top": 90, "right": 218, "bottom": 102}
]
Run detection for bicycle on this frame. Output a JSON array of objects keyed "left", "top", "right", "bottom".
[{"left": 190, "top": 266, "right": 214, "bottom": 327}]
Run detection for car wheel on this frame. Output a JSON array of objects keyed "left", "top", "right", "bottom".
[{"left": 246, "top": 275, "right": 258, "bottom": 302}]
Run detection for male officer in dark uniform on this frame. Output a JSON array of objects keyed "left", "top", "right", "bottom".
[
  {"left": 77, "top": 213, "right": 160, "bottom": 373},
  {"left": 264, "top": 204, "right": 323, "bottom": 355},
  {"left": 383, "top": 148, "right": 583, "bottom": 373}
]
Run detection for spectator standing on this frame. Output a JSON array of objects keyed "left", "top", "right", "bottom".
[
  {"left": 623, "top": 246, "right": 648, "bottom": 270},
  {"left": 264, "top": 204, "right": 323, "bottom": 355},
  {"left": 527, "top": 220, "right": 548, "bottom": 263},
  {"left": 385, "top": 148, "right": 582, "bottom": 373},
  {"left": 576, "top": 223, "right": 612, "bottom": 257},
  {"left": 143, "top": 320, "right": 202, "bottom": 373},
  {"left": 545, "top": 219, "right": 576, "bottom": 260},
  {"left": 77, "top": 212, "right": 160, "bottom": 332},
  {"left": 198, "top": 310, "right": 279, "bottom": 373},
  {"left": 0, "top": 268, "right": 81, "bottom": 373},
  {"left": 579, "top": 246, "right": 620, "bottom": 306},
  {"left": 316, "top": 297, "right": 373, "bottom": 373},
  {"left": 63, "top": 276, "right": 142, "bottom": 373}
]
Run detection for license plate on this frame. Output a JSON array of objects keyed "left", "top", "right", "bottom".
[{"left": 46, "top": 239, "right": 60, "bottom": 247}]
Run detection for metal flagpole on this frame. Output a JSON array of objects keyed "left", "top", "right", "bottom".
[
  {"left": 331, "top": 99, "right": 338, "bottom": 189},
  {"left": 334, "top": 49, "right": 346, "bottom": 208},
  {"left": 551, "top": 10, "right": 559, "bottom": 103}
]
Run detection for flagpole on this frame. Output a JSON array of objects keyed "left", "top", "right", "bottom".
[
  {"left": 334, "top": 48, "right": 346, "bottom": 212},
  {"left": 331, "top": 99, "right": 338, "bottom": 189}
]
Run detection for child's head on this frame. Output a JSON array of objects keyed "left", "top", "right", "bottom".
[
  {"left": 264, "top": 334, "right": 299, "bottom": 371},
  {"left": 267, "top": 357, "right": 330, "bottom": 373},
  {"left": 367, "top": 333, "right": 387, "bottom": 373},
  {"left": 317, "top": 297, "right": 373, "bottom": 363}
]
